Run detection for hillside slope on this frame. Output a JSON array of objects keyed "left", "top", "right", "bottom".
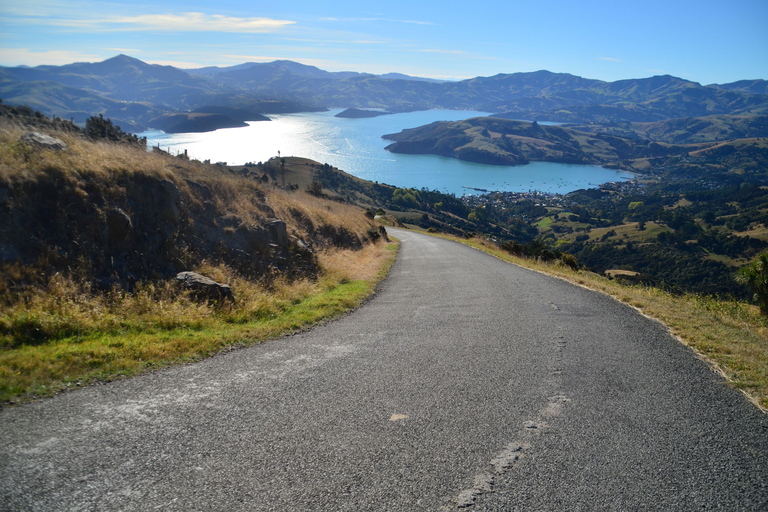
[{"left": 1, "top": 124, "right": 383, "bottom": 290}]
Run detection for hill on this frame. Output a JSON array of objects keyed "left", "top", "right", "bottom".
[
  {"left": 570, "top": 115, "right": 768, "bottom": 144},
  {"left": 382, "top": 117, "right": 694, "bottom": 171},
  {"left": 0, "top": 119, "right": 390, "bottom": 292},
  {"left": 3, "top": 56, "right": 768, "bottom": 131}
]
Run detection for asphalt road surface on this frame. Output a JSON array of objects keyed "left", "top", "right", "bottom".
[{"left": 2, "top": 228, "right": 767, "bottom": 511}]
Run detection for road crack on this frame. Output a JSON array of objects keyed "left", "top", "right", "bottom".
[{"left": 445, "top": 330, "right": 571, "bottom": 510}]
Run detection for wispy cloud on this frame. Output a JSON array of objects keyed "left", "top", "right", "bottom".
[
  {"left": 0, "top": 48, "right": 102, "bottom": 66},
  {"left": 320, "top": 17, "right": 433, "bottom": 26},
  {"left": 41, "top": 12, "right": 296, "bottom": 32},
  {"left": 599, "top": 57, "right": 621, "bottom": 62}
]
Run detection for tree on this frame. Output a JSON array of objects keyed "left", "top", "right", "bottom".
[
  {"left": 736, "top": 253, "right": 768, "bottom": 315},
  {"left": 392, "top": 188, "right": 420, "bottom": 208},
  {"left": 307, "top": 180, "right": 323, "bottom": 196}
]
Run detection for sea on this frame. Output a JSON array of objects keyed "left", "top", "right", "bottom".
[{"left": 137, "top": 109, "right": 634, "bottom": 196}]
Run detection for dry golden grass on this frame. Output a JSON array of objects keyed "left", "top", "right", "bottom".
[
  {"left": 420, "top": 229, "right": 768, "bottom": 412},
  {"left": 604, "top": 269, "right": 640, "bottom": 277},
  {"left": 269, "top": 187, "right": 374, "bottom": 237},
  {"left": 318, "top": 242, "right": 397, "bottom": 283}
]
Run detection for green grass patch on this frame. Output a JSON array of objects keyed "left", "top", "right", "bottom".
[
  {"left": 536, "top": 216, "right": 554, "bottom": 230},
  {"left": 588, "top": 222, "right": 669, "bottom": 242}
]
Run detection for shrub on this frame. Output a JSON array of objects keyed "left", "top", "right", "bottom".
[
  {"left": 500, "top": 240, "right": 523, "bottom": 256},
  {"left": 306, "top": 180, "right": 323, "bottom": 196},
  {"left": 366, "top": 228, "right": 381, "bottom": 242},
  {"left": 539, "top": 249, "right": 556, "bottom": 262},
  {"left": 736, "top": 253, "right": 768, "bottom": 315},
  {"left": 560, "top": 253, "right": 579, "bottom": 270}
]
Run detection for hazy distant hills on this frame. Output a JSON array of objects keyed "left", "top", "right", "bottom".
[
  {"left": 709, "top": 79, "right": 768, "bottom": 95},
  {"left": 188, "top": 60, "right": 445, "bottom": 83},
  {"left": 1, "top": 54, "right": 767, "bottom": 132}
]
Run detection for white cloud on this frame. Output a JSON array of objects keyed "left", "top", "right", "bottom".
[
  {"left": 44, "top": 12, "right": 296, "bottom": 33},
  {"left": 0, "top": 48, "right": 102, "bottom": 66}
]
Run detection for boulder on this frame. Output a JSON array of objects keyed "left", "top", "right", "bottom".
[
  {"left": 259, "top": 203, "right": 276, "bottom": 217},
  {"left": 162, "top": 179, "right": 181, "bottom": 205},
  {"left": 268, "top": 218, "right": 289, "bottom": 247},
  {"left": 184, "top": 180, "right": 212, "bottom": 201},
  {"left": 175, "top": 271, "right": 234, "bottom": 304},
  {"left": 19, "top": 132, "right": 67, "bottom": 151},
  {"left": 106, "top": 207, "right": 132, "bottom": 242},
  {"left": 159, "top": 180, "right": 181, "bottom": 224}
]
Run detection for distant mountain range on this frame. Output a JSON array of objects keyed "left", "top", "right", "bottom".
[{"left": 1, "top": 54, "right": 767, "bottom": 132}]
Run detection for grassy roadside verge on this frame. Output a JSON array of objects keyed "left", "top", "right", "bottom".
[
  {"left": 416, "top": 228, "right": 768, "bottom": 411},
  {"left": 0, "top": 241, "right": 399, "bottom": 405}
]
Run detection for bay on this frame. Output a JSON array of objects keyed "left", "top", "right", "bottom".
[{"left": 138, "top": 109, "right": 633, "bottom": 196}]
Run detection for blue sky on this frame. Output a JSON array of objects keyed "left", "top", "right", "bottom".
[{"left": 1, "top": 0, "right": 767, "bottom": 84}]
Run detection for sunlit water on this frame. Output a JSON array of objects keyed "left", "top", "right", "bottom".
[{"left": 138, "top": 109, "right": 633, "bottom": 196}]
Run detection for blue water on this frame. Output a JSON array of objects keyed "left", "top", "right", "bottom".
[{"left": 138, "top": 109, "right": 633, "bottom": 196}]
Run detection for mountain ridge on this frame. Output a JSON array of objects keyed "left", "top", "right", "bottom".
[{"left": 2, "top": 55, "right": 767, "bottom": 132}]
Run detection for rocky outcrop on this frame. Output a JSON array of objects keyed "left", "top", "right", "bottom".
[
  {"left": 267, "top": 219, "right": 289, "bottom": 248},
  {"left": 19, "top": 132, "right": 67, "bottom": 151},
  {"left": 175, "top": 271, "right": 234, "bottom": 303},
  {"left": 0, "top": 167, "right": 329, "bottom": 290},
  {"left": 106, "top": 207, "right": 132, "bottom": 244}
]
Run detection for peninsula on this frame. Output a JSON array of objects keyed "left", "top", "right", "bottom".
[{"left": 335, "top": 108, "right": 393, "bottom": 119}]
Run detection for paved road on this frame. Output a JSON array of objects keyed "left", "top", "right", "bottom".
[{"left": 2, "top": 228, "right": 767, "bottom": 511}]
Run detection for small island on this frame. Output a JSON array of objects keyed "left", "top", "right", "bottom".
[{"left": 335, "top": 108, "right": 393, "bottom": 119}]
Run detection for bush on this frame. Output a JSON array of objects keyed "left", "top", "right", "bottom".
[
  {"left": 560, "top": 253, "right": 579, "bottom": 270},
  {"left": 366, "top": 228, "right": 381, "bottom": 242},
  {"left": 736, "top": 253, "right": 768, "bottom": 315},
  {"left": 307, "top": 180, "right": 323, "bottom": 196},
  {"left": 500, "top": 240, "right": 523, "bottom": 256},
  {"left": 539, "top": 249, "right": 556, "bottom": 262}
]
